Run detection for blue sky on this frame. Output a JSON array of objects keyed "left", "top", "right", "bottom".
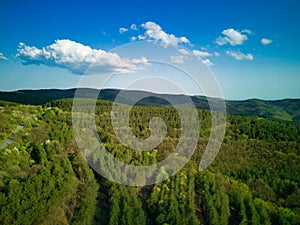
[{"left": 0, "top": 0, "right": 299, "bottom": 99}]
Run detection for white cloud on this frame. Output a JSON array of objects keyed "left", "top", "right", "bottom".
[
  {"left": 189, "top": 50, "right": 214, "bottom": 67},
  {"left": 261, "top": 38, "right": 272, "bottom": 45},
  {"left": 192, "top": 50, "right": 214, "bottom": 66},
  {"left": 201, "top": 59, "right": 214, "bottom": 67},
  {"left": 119, "top": 27, "right": 128, "bottom": 34},
  {"left": 0, "top": 52, "right": 8, "bottom": 60},
  {"left": 137, "top": 35, "right": 146, "bottom": 40},
  {"left": 140, "top": 21, "right": 190, "bottom": 47},
  {"left": 17, "top": 39, "right": 148, "bottom": 74},
  {"left": 130, "top": 24, "right": 138, "bottom": 30},
  {"left": 216, "top": 28, "right": 249, "bottom": 46},
  {"left": 170, "top": 55, "right": 186, "bottom": 64},
  {"left": 241, "top": 29, "right": 253, "bottom": 35},
  {"left": 214, "top": 52, "right": 220, "bottom": 57},
  {"left": 193, "top": 50, "right": 211, "bottom": 57},
  {"left": 226, "top": 50, "right": 253, "bottom": 61},
  {"left": 130, "top": 37, "right": 137, "bottom": 42},
  {"left": 178, "top": 48, "right": 190, "bottom": 55}
]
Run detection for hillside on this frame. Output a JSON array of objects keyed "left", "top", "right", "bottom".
[
  {"left": 0, "top": 103, "right": 98, "bottom": 224},
  {"left": 0, "top": 99, "right": 299, "bottom": 224},
  {"left": 0, "top": 88, "right": 299, "bottom": 121}
]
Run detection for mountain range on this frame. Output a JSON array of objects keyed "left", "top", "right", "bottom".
[{"left": 0, "top": 88, "right": 299, "bottom": 122}]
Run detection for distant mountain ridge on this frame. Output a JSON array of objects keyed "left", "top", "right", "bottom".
[{"left": 0, "top": 88, "right": 299, "bottom": 121}]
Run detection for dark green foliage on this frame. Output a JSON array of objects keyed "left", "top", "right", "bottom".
[
  {"left": 108, "top": 184, "right": 146, "bottom": 225},
  {"left": 195, "top": 172, "right": 230, "bottom": 225},
  {"left": 0, "top": 98, "right": 299, "bottom": 224},
  {"left": 226, "top": 114, "right": 300, "bottom": 142},
  {"left": 0, "top": 104, "right": 98, "bottom": 225},
  {"left": 1, "top": 88, "right": 300, "bottom": 121}
]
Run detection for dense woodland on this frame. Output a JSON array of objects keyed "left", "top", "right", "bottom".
[
  {"left": 1, "top": 88, "right": 299, "bottom": 122},
  {"left": 0, "top": 98, "right": 299, "bottom": 224}
]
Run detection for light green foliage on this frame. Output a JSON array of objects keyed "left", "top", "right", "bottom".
[
  {"left": 0, "top": 103, "right": 98, "bottom": 225},
  {"left": 0, "top": 99, "right": 299, "bottom": 224},
  {"left": 148, "top": 168, "right": 200, "bottom": 225}
]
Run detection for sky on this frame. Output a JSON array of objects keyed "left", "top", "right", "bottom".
[{"left": 0, "top": 0, "right": 299, "bottom": 100}]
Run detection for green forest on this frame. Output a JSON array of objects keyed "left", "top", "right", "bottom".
[{"left": 0, "top": 98, "right": 299, "bottom": 225}]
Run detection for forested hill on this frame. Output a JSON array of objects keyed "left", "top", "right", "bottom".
[
  {"left": 0, "top": 88, "right": 299, "bottom": 121},
  {"left": 0, "top": 99, "right": 299, "bottom": 224}
]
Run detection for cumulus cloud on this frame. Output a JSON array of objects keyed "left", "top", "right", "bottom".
[
  {"left": 193, "top": 50, "right": 211, "bottom": 57},
  {"left": 261, "top": 38, "right": 272, "bottom": 45},
  {"left": 17, "top": 39, "right": 148, "bottom": 74},
  {"left": 138, "top": 21, "right": 190, "bottom": 47},
  {"left": 170, "top": 55, "right": 186, "bottom": 64},
  {"left": 178, "top": 48, "right": 190, "bottom": 55},
  {"left": 0, "top": 52, "right": 8, "bottom": 60},
  {"left": 216, "top": 28, "right": 249, "bottom": 46},
  {"left": 130, "top": 37, "right": 137, "bottom": 42},
  {"left": 130, "top": 24, "right": 138, "bottom": 30},
  {"left": 241, "top": 29, "right": 253, "bottom": 35},
  {"left": 226, "top": 50, "right": 253, "bottom": 61},
  {"left": 137, "top": 35, "right": 146, "bottom": 40},
  {"left": 119, "top": 27, "right": 128, "bottom": 34},
  {"left": 191, "top": 50, "right": 214, "bottom": 66},
  {"left": 201, "top": 59, "right": 214, "bottom": 67}
]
